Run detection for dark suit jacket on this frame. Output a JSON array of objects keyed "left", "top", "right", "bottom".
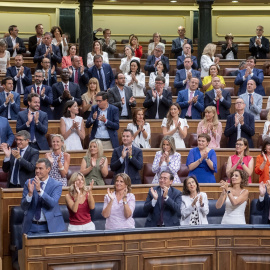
[
  {"left": 204, "top": 89, "right": 231, "bottom": 120},
  {"left": 42, "top": 69, "right": 57, "bottom": 87},
  {"left": 2, "top": 145, "right": 39, "bottom": 187},
  {"left": 108, "top": 86, "right": 136, "bottom": 119},
  {"left": 176, "top": 55, "right": 198, "bottom": 70},
  {"left": 224, "top": 112, "right": 255, "bottom": 148},
  {"left": 0, "top": 91, "right": 20, "bottom": 120},
  {"left": 143, "top": 89, "right": 172, "bottom": 119},
  {"left": 221, "top": 43, "right": 238, "bottom": 59},
  {"left": 249, "top": 36, "right": 270, "bottom": 59},
  {"left": 174, "top": 69, "right": 202, "bottom": 95},
  {"left": 144, "top": 55, "right": 170, "bottom": 75},
  {"left": 171, "top": 37, "right": 193, "bottom": 58},
  {"left": 234, "top": 68, "right": 265, "bottom": 96},
  {"left": 28, "top": 35, "right": 39, "bottom": 57},
  {"left": 87, "top": 64, "right": 115, "bottom": 91},
  {"left": 20, "top": 177, "right": 65, "bottom": 234},
  {"left": 229, "top": 70, "right": 239, "bottom": 76},
  {"left": 176, "top": 89, "right": 204, "bottom": 119},
  {"left": 52, "top": 82, "right": 82, "bottom": 120},
  {"left": 69, "top": 66, "right": 89, "bottom": 95},
  {"left": 33, "top": 44, "right": 62, "bottom": 69},
  {"left": 144, "top": 186, "right": 182, "bottom": 227},
  {"left": 23, "top": 84, "right": 53, "bottom": 120},
  {"left": 0, "top": 116, "right": 15, "bottom": 146},
  {"left": 85, "top": 104, "right": 119, "bottom": 148},
  {"left": 256, "top": 192, "right": 270, "bottom": 224},
  {"left": 110, "top": 145, "right": 143, "bottom": 184},
  {"left": 16, "top": 109, "right": 50, "bottom": 150},
  {"left": 6, "top": 66, "right": 32, "bottom": 92},
  {"left": 5, "top": 36, "right": 26, "bottom": 55}
]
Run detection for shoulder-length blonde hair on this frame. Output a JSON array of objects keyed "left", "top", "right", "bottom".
[
  {"left": 113, "top": 173, "right": 132, "bottom": 193},
  {"left": 202, "top": 43, "right": 216, "bottom": 57},
  {"left": 160, "top": 135, "right": 176, "bottom": 155},
  {"left": 203, "top": 106, "right": 219, "bottom": 129},
  {"left": 86, "top": 139, "right": 104, "bottom": 159},
  {"left": 267, "top": 109, "right": 270, "bottom": 121},
  {"left": 68, "top": 172, "right": 88, "bottom": 196},
  {"left": 166, "top": 103, "right": 181, "bottom": 130},
  {"left": 87, "top": 77, "right": 100, "bottom": 97},
  {"left": 51, "top": 134, "right": 66, "bottom": 152}
]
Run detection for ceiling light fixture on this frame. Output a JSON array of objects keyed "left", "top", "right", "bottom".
[
  {"left": 170, "top": 0, "right": 177, "bottom": 2},
  {"left": 232, "top": 0, "right": 238, "bottom": 2}
]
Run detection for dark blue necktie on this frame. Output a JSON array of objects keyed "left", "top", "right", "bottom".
[
  {"left": 34, "top": 182, "right": 44, "bottom": 220},
  {"left": 5, "top": 92, "right": 9, "bottom": 118},
  {"left": 12, "top": 149, "right": 24, "bottom": 185},
  {"left": 249, "top": 93, "right": 252, "bottom": 109},
  {"left": 98, "top": 69, "right": 105, "bottom": 91},
  {"left": 124, "top": 148, "right": 129, "bottom": 175},
  {"left": 16, "top": 68, "right": 22, "bottom": 94},
  {"left": 30, "top": 112, "right": 35, "bottom": 142}
]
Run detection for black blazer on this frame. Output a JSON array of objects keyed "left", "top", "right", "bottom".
[
  {"left": 69, "top": 66, "right": 89, "bottom": 95},
  {"left": 249, "top": 36, "right": 270, "bottom": 59},
  {"left": 204, "top": 89, "right": 231, "bottom": 120},
  {"left": 171, "top": 37, "right": 193, "bottom": 58},
  {"left": 256, "top": 192, "right": 270, "bottom": 224},
  {"left": 2, "top": 146, "right": 39, "bottom": 187},
  {"left": 28, "top": 35, "right": 39, "bottom": 57},
  {"left": 224, "top": 112, "right": 255, "bottom": 148},
  {"left": 144, "top": 55, "right": 170, "bottom": 75},
  {"left": 110, "top": 145, "right": 143, "bottom": 184},
  {"left": 221, "top": 43, "right": 238, "bottom": 59},
  {"left": 5, "top": 36, "right": 26, "bottom": 55},
  {"left": 52, "top": 82, "right": 82, "bottom": 120},
  {"left": 143, "top": 89, "right": 172, "bottom": 119}
]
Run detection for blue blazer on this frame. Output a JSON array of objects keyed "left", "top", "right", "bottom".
[
  {"left": 234, "top": 68, "right": 265, "bottom": 96},
  {"left": 86, "top": 104, "right": 119, "bottom": 148},
  {"left": 176, "top": 55, "right": 198, "bottom": 70},
  {"left": 177, "top": 89, "right": 204, "bottom": 119},
  {"left": 5, "top": 36, "right": 26, "bottom": 55},
  {"left": 87, "top": 64, "right": 115, "bottom": 91},
  {"left": 144, "top": 55, "right": 170, "bottom": 75},
  {"left": 6, "top": 66, "right": 32, "bottom": 92},
  {"left": 174, "top": 69, "right": 202, "bottom": 95},
  {"left": 256, "top": 192, "right": 270, "bottom": 224},
  {"left": 110, "top": 145, "right": 143, "bottom": 184},
  {"left": 42, "top": 69, "right": 57, "bottom": 87},
  {"left": 69, "top": 66, "right": 89, "bottom": 95},
  {"left": 20, "top": 177, "right": 65, "bottom": 234},
  {"left": 0, "top": 91, "right": 20, "bottom": 120},
  {"left": 24, "top": 84, "right": 53, "bottom": 120},
  {"left": 33, "top": 44, "right": 62, "bottom": 69},
  {"left": 0, "top": 116, "right": 15, "bottom": 146},
  {"left": 224, "top": 112, "right": 255, "bottom": 148},
  {"left": 144, "top": 186, "right": 182, "bottom": 227},
  {"left": 16, "top": 109, "right": 50, "bottom": 150},
  {"left": 249, "top": 36, "right": 269, "bottom": 59},
  {"left": 171, "top": 37, "right": 193, "bottom": 58}
]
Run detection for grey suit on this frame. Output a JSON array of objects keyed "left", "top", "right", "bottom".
[
  {"left": 108, "top": 86, "right": 136, "bottom": 119},
  {"left": 239, "top": 92, "right": 262, "bottom": 120}
]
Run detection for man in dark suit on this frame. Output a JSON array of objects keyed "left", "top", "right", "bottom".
[
  {"left": 69, "top": 55, "right": 89, "bottom": 94},
  {"left": 110, "top": 129, "right": 143, "bottom": 184},
  {"left": 41, "top": 57, "right": 57, "bottom": 87},
  {"left": 17, "top": 93, "right": 50, "bottom": 150},
  {"left": 235, "top": 56, "right": 265, "bottom": 96},
  {"left": 20, "top": 158, "right": 65, "bottom": 234},
  {"left": 144, "top": 45, "right": 170, "bottom": 75},
  {"left": 177, "top": 77, "right": 204, "bottom": 119},
  {"left": 28, "top": 24, "right": 44, "bottom": 57},
  {"left": 174, "top": 56, "right": 202, "bottom": 95},
  {"left": 143, "top": 76, "right": 172, "bottom": 119},
  {"left": 108, "top": 73, "right": 136, "bottom": 119},
  {"left": 2, "top": 130, "right": 39, "bottom": 188},
  {"left": 224, "top": 98, "right": 255, "bottom": 148},
  {"left": 144, "top": 171, "right": 182, "bottom": 227},
  {"left": 257, "top": 180, "right": 270, "bottom": 224},
  {"left": 176, "top": 43, "right": 198, "bottom": 70},
  {"left": 204, "top": 76, "right": 231, "bottom": 120},
  {"left": 6, "top": 54, "right": 32, "bottom": 94},
  {"left": 0, "top": 77, "right": 20, "bottom": 120},
  {"left": 171, "top": 26, "right": 193, "bottom": 59},
  {"left": 87, "top": 55, "right": 115, "bottom": 91},
  {"left": 23, "top": 70, "right": 53, "bottom": 120},
  {"left": 5, "top": 25, "right": 26, "bottom": 57},
  {"left": 52, "top": 68, "right": 82, "bottom": 120},
  {"left": 33, "top": 32, "right": 62, "bottom": 70},
  {"left": 0, "top": 116, "right": 15, "bottom": 149},
  {"left": 249, "top": 25, "right": 269, "bottom": 59},
  {"left": 86, "top": 92, "right": 119, "bottom": 149}
]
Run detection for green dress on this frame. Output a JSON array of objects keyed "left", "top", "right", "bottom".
[{"left": 83, "top": 156, "right": 106, "bottom": 185}]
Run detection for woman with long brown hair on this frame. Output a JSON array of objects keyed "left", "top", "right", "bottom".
[{"left": 87, "top": 40, "right": 109, "bottom": 68}]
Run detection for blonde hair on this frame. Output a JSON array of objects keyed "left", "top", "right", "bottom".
[
  {"left": 86, "top": 139, "right": 104, "bottom": 159},
  {"left": 202, "top": 43, "right": 216, "bottom": 57},
  {"left": 68, "top": 172, "right": 88, "bottom": 196},
  {"left": 87, "top": 77, "right": 100, "bottom": 99},
  {"left": 203, "top": 106, "right": 219, "bottom": 129},
  {"left": 51, "top": 134, "right": 66, "bottom": 152},
  {"left": 160, "top": 136, "right": 176, "bottom": 155}
]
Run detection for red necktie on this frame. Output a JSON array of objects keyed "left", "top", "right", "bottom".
[
  {"left": 37, "top": 86, "right": 40, "bottom": 94},
  {"left": 65, "top": 84, "right": 68, "bottom": 90},
  {"left": 216, "top": 99, "right": 220, "bottom": 115},
  {"left": 74, "top": 69, "right": 79, "bottom": 84}
]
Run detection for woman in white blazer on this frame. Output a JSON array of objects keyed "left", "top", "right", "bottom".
[
  {"left": 120, "top": 45, "right": 140, "bottom": 74},
  {"left": 180, "top": 176, "right": 209, "bottom": 225}
]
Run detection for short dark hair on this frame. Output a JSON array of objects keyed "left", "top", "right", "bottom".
[
  {"left": 198, "top": 133, "right": 211, "bottom": 143},
  {"left": 160, "top": 170, "right": 174, "bottom": 181},
  {"left": 103, "top": 28, "right": 111, "bottom": 34},
  {"left": 15, "top": 54, "right": 23, "bottom": 60},
  {"left": 50, "top": 26, "right": 63, "bottom": 37},
  {"left": 155, "top": 75, "right": 165, "bottom": 83},
  {"left": 261, "top": 138, "right": 270, "bottom": 155},
  {"left": 96, "top": 91, "right": 108, "bottom": 100},
  {"left": 27, "top": 93, "right": 39, "bottom": 102},
  {"left": 2, "top": 77, "right": 13, "bottom": 85},
  {"left": 94, "top": 54, "right": 103, "bottom": 61},
  {"left": 63, "top": 100, "right": 76, "bottom": 117},
  {"left": 182, "top": 176, "right": 200, "bottom": 195},
  {"left": 247, "top": 56, "right": 256, "bottom": 64},
  {"left": 115, "top": 72, "right": 124, "bottom": 80},
  {"left": 36, "top": 158, "right": 52, "bottom": 169},
  {"left": 35, "top": 24, "right": 43, "bottom": 29},
  {"left": 8, "top": 25, "right": 17, "bottom": 34},
  {"left": 128, "top": 59, "right": 141, "bottom": 75},
  {"left": 122, "top": 128, "right": 134, "bottom": 137}
]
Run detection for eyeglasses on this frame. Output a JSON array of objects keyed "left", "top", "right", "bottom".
[
  {"left": 95, "top": 99, "right": 103, "bottom": 103},
  {"left": 155, "top": 82, "right": 164, "bottom": 85},
  {"left": 236, "top": 143, "right": 244, "bottom": 146}
]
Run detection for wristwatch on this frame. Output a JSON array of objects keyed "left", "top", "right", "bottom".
[
  {"left": 206, "top": 157, "right": 210, "bottom": 161},
  {"left": 227, "top": 190, "right": 231, "bottom": 194},
  {"left": 123, "top": 201, "right": 127, "bottom": 205},
  {"left": 241, "top": 162, "right": 245, "bottom": 166}
]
